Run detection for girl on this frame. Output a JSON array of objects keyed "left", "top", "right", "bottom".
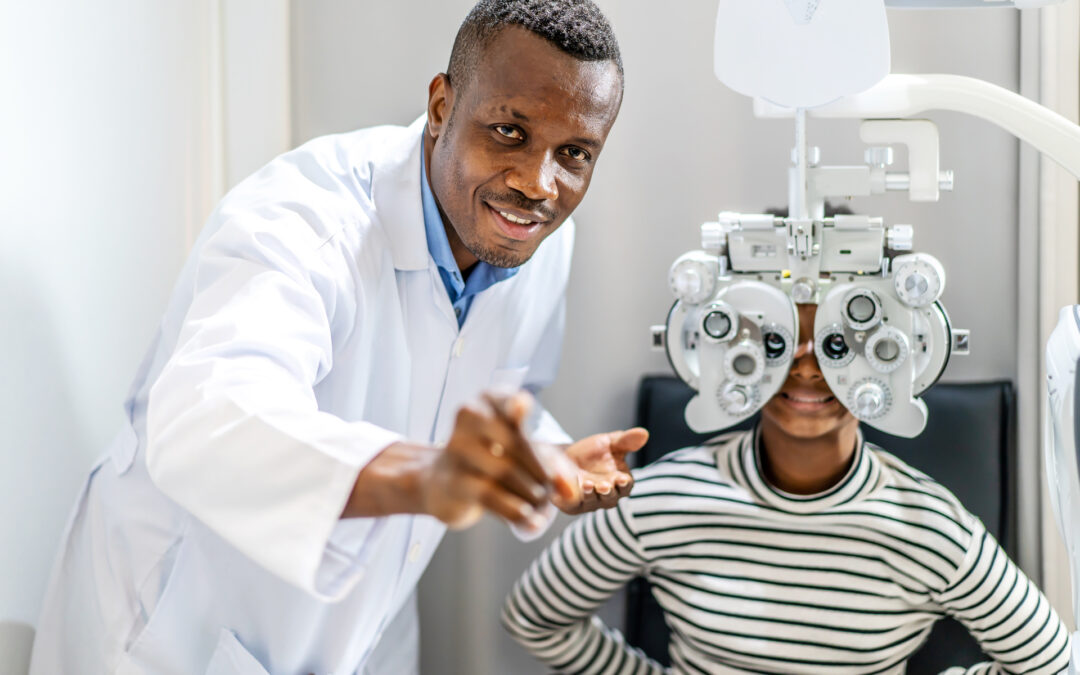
[{"left": 503, "top": 304, "right": 1070, "bottom": 674}]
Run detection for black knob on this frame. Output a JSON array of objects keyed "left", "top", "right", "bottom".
[
  {"left": 822, "top": 333, "right": 849, "bottom": 360},
  {"left": 763, "top": 332, "right": 786, "bottom": 359}
]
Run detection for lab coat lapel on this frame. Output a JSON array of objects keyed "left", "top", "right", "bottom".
[{"left": 371, "top": 116, "right": 428, "bottom": 272}]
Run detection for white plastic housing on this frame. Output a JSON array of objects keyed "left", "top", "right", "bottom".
[
  {"left": 669, "top": 281, "right": 798, "bottom": 432},
  {"left": 815, "top": 279, "right": 934, "bottom": 437},
  {"left": 713, "top": 0, "right": 890, "bottom": 108}
]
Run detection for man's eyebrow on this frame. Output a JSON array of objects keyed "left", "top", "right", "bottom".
[
  {"left": 569, "top": 136, "right": 601, "bottom": 150},
  {"left": 501, "top": 108, "right": 601, "bottom": 149}
]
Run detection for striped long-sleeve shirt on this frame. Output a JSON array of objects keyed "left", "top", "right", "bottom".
[{"left": 503, "top": 430, "right": 1070, "bottom": 674}]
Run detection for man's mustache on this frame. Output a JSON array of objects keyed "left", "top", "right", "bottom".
[{"left": 478, "top": 189, "right": 557, "bottom": 222}]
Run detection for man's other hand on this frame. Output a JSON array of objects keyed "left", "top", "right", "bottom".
[
  {"left": 553, "top": 427, "right": 648, "bottom": 515},
  {"left": 419, "top": 392, "right": 563, "bottom": 531}
]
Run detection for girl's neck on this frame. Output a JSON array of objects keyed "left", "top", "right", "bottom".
[{"left": 758, "top": 421, "right": 860, "bottom": 495}]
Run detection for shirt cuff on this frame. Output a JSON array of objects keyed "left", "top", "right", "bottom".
[
  {"left": 509, "top": 501, "right": 557, "bottom": 542},
  {"left": 528, "top": 407, "right": 572, "bottom": 446},
  {"left": 305, "top": 428, "right": 404, "bottom": 601}
]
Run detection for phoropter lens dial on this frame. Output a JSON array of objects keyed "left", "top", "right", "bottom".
[
  {"left": 724, "top": 341, "right": 766, "bottom": 386},
  {"left": 701, "top": 302, "right": 738, "bottom": 341},
  {"left": 842, "top": 288, "right": 883, "bottom": 331},
  {"left": 864, "top": 326, "right": 910, "bottom": 374},
  {"left": 824, "top": 334, "right": 848, "bottom": 358},
  {"left": 761, "top": 322, "right": 794, "bottom": 366},
  {"left": 815, "top": 323, "right": 855, "bottom": 367}
]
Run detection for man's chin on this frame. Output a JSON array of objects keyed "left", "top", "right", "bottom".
[{"left": 470, "top": 242, "right": 533, "bottom": 269}]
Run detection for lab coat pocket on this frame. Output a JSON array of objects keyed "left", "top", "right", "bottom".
[
  {"left": 204, "top": 629, "right": 270, "bottom": 675},
  {"left": 116, "top": 537, "right": 195, "bottom": 674},
  {"left": 488, "top": 365, "right": 529, "bottom": 395}
]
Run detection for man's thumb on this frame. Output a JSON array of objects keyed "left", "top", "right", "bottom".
[{"left": 613, "top": 427, "right": 649, "bottom": 452}]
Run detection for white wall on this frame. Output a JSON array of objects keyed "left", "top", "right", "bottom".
[
  {"left": 0, "top": 1, "right": 224, "bottom": 669},
  {"left": 291, "top": 3, "right": 1029, "bottom": 674},
  {"left": 1, "top": 0, "right": 293, "bottom": 667}
]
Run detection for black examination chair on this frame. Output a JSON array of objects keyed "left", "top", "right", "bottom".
[{"left": 624, "top": 375, "right": 1017, "bottom": 674}]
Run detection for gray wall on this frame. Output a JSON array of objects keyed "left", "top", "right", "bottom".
[{"left": 291, "top": 3, "right": 1022, "bottom": 673}]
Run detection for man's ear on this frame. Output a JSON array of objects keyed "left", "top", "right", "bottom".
[{"left": 427, "top": 73, "right": 454, "bottom": 140}]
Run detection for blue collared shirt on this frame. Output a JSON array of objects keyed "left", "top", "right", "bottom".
[{"left": 420, "top": 144, "right": 519, "bottom": 327}]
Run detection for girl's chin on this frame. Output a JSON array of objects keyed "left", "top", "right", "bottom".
[{"left": 761, "top": 408, "right": 856, "bottom": 438}]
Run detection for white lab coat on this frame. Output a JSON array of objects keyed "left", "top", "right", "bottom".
[{"left": 29, "top": 116, "right": 573, "bottom": 675}]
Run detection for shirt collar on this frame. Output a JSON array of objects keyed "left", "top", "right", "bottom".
[
  {"left": 726, "top": 426, "right": 882, "bottom": 513},
  {"left": 420, "top": 144, "right": 462, "bottom": 284}
]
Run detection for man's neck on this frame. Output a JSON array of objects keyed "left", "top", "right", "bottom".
[
  {"left": 757, "top": 421, "right": 860, "bottom": 495},
  {"left": 423, "top": 129, "right": 478, "bottom": 273},
  {"left": 443, "top": 222, "right": 477, "bottom": 275}
]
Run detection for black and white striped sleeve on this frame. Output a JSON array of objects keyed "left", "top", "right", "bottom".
[
  {"left": 934, "top": 523, "right": 1071, "bottom": 674},
  {"left": 501, "top": 499, "right": 665, "bottom": 675}
]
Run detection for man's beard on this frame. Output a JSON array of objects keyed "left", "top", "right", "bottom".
[{"left": 464, "top": 235, "right": 532, "bottom": 269}]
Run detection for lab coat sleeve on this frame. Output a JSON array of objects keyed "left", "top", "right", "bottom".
[
  {"left": 932, "top": 522, "right": 1071, "bottom": 674},
  {"left": 146, "top": 215, "right": 400, "bottom": 601},
  {"left": 522, "top": 294, "right": 573, "bottom": 447}
]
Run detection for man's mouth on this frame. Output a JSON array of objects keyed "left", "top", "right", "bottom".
[
  {"left": 486, "top": 203, "right": 546, "bottom": 241},
  {"left": 498, "top": 210, "right": 535, "bottom": 225}
]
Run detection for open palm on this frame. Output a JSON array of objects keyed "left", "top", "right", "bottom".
[{"left": 554, "top": 427, "right": 648, "bottom": 514}]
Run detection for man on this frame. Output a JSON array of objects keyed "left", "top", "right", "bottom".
[{"left": 30, "top": 2, "right": 639, "bottom": 673}]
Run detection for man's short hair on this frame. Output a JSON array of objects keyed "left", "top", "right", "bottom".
[{"left": 447, "top": 0, "right": 623, "bottom": 93}]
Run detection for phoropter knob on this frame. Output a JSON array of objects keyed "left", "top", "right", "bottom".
[
  {"left": 849, "top": 378, "right": 891, "bottom": 420},
  {"left": 701, "top": 222, "right": 726, "bottom": 253},
  {"left": 791, "top": 278, "right": 816, "bottom": 304},
  {"left": 669, "top": 254, "right": 716, "bottom": 304},
  {"left": 865, "top": 146, "right": 894, "bottom": 168},
  {"left": 892, "top": 253, "right": 945, "bottom": 308},
  {"left": 887, "top": 224, "right": 913, "bottom": 252},
  {"left": 718, "top": 381, "right": 760, "bottom": 416}
]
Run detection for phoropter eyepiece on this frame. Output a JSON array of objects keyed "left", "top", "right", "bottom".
[{"left": 823, "top": 333, "right": 849, "bottom": 360}]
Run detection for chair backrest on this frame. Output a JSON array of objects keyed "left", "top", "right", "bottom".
[{"left": 624, "top": 375, "right": 1016, "bottom": 672}]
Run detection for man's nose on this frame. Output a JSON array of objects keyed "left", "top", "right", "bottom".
[{"left": 507, "top": 152, "right": 559, "bottom": 202}]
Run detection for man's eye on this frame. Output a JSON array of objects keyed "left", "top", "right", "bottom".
[
  {"left": 494, "top": 125, "right": 523, "bottom": 140},
  {"left": 561, "top": 146, "right": 590, "bottom": 162}
]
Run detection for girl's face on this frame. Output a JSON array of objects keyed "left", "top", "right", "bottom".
[{"left": 760, "top": 303, "right": 858, "bottom": 439}]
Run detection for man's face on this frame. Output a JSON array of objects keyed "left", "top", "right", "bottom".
[
  {"left": 761, "top": 303, "right": 858, "bottom": 439},
  {"left": 425, "top": 26, "right": 623, "bottom": 270}
]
